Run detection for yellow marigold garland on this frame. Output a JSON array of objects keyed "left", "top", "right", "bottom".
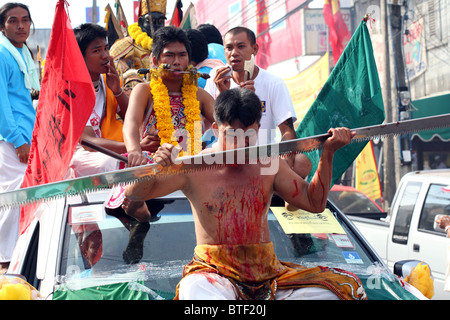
[
  {"left": 150, "top": 65, "right": 202, "bottom": 157},
  {"left": 128, "top": 23, "right": 153, "bottom": 50}
]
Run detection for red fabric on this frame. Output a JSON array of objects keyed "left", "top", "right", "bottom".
[
  {"left": 255, "top": 0, "right": 271, "bottom": 69},
  {"left": 323, "top": 0, "right": 350, "bottom": 64},
  {"left": 20, "top": 0, "right": 95, "bottom": 234},
  {"left": 170, "top": 0, "right": 182, "bottom": 27}
]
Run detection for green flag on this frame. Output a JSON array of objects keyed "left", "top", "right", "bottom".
[
  {"left": 179, "top": 3, "right": 197, "bottom": 30},
  {"left": 296, "top": 19, "right": 385, "bottom": 186}
]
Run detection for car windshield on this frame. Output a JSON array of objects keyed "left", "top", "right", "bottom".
[{"left": 54, "top": 196, "right": 416, "bottom": 300}]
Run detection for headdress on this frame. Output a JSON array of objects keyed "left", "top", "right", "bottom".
[{"left": 138, "top": 0, "right": 167, "bottom": 16}]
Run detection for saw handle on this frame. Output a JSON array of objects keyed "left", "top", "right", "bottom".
[{"left": 80, "top": 139, "right": 128, "bottom": 164}]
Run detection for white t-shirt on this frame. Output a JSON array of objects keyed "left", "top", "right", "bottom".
[
  {"left": 86, "top": 77, "right": 106, "bottom": 138},
  {"left": 204, "top": 66, "right": 296, "bottom": 145}
]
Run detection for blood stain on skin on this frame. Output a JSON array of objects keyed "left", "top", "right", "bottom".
[
  {"left": 292, "top": 180, "right": 299, "bottom": 198},
  {"left": 204, "top": 177, "right": 268, "bottom": 244}
]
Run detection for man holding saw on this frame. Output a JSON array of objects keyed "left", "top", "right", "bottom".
[
  {"left": 124, "top": 88, "right": 366, "bottom": 300},
  {"left": 204, "top": 26, "right": 312, "bottom": 211}
]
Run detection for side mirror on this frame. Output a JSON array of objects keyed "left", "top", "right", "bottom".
[{"left": 393, "top": 260, "right": 433, "bottom": 278}]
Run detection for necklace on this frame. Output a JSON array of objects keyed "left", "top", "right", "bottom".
[
  {"left": 149, "top": 64, "right": 202, "bottom": 157},
  {"left": 92, "top": 79, "right": 100, "bottom": 92},
  {"left": 128, "top": 23, "right": 152, "bottom": 50}
]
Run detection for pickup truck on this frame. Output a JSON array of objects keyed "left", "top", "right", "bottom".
[
  {"left": 348, "top": 169, "right": 450, "bottom": 299},
  {"left": 6, "top": 189, "right": 425, "bottom": 300}
]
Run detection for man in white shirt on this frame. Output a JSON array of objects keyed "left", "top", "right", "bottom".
[{"left": 204, "top": 26, "right": 311, "bottom": 180}]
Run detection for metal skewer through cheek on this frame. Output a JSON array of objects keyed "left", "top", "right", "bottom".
[{"left": 137, "top": 64, "right": 211, "bottom": 79}]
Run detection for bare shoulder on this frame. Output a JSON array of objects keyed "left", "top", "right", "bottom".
[
  {"left": 197, "top": 87, "right": 214, "bottom": 101},
  {"left": 128, "top": 82, "right": 152, "bottom": 115}
]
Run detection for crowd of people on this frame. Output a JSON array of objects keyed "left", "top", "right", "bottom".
[{"left": 0, "top": 1, "right": 369, "bottom": 300}]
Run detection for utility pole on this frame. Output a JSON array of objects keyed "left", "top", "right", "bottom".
[
  {"left": 381, "top": 0, "right": 396, "bottom": 210},
  {"left": 390, "top": 2, "right": 412, "bottom": 179},
  {"left": 92, "top": 0, "right": 98, "bottom": 23}
]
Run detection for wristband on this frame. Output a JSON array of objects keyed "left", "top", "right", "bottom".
[{"left": 113, "top": 88, "right": 124, "bottom": 97}]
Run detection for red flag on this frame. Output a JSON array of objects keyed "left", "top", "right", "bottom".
[
  {"left": 20, "top": 0, "right": 95, "bottom": 234},
  {"left": 323, "top": 0, "right": 351, "bottom": 64},
  {"left": 170, "top": 0, "right": 183, "bottom": 27},
  {"left": 256, "top": 0, "right": 271, "bottom": 69}
]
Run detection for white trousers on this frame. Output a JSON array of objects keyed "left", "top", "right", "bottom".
[
  {"left": 65, "top": 145, "right": 119, "bottom": 179},
  {"left": 178, "top": 272, "right": 340, "bottom": 300},
  {"left": 0, "top": 141, "right": 27, "bottom": 262}
]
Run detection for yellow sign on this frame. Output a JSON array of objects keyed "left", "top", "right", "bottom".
[
  {"left": 271, "top": 207, "right": 346, "bottom": 234},
  {"left": 284, "top": 53, "right": 329, "bottom": 125},
  {"left": 355, "top": 141, "right": 382, "bottom": 201}
]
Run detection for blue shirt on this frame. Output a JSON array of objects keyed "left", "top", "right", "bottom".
[
  {"left": 197, "top": 43, "right": 227, "bottom": 88},
  {"left": 0, "top": 45, "right": 35, "bottom": 148}
]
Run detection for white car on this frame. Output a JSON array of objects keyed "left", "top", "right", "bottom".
[{"left": 8, "top": 190, "right": 425, "bottom": 300}]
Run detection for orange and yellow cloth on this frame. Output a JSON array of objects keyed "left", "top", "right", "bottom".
[{"left": 175, "top": 242, "right": 367, "bottom": 300}]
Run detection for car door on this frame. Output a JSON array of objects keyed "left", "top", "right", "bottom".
[
  {"left": 408, "top": 182, "right": 450, "bottom": 299},
  {"left": 387, "top": 180, "right": 423, "bottom": 267}
]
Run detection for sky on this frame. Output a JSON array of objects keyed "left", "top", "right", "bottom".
[{"left": 0, "top": 0, "right": 195, "bottom": 29}]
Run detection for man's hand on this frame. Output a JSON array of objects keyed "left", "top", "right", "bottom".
[
  {"left": 238, "top": 79, "right": 255, "bottom": 92},
  {"left": 127, "top": 150, "right": 149, "bottom": 168},
  {"left": 323, "top": 127, "right": 356, "bottom": 153},
  {"left": 437, "top": 215, "right": 450, "bottom": 230},
  {"left": 105, "top": 56, "right": 122, "bottom": 95},
  {"left": 140, "top": 134, "right": 161, "bottom": 153},
  {"left": 16, "top": 143, "right": 30, "bottom": 164},
  {"left": 214, "top": 66, "right": 232, "bottom": 93},
  {"left": 154, "top": 143, "right": 182, "bottom": 167}
]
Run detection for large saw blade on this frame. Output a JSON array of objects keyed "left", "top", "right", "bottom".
[{"left": 0, "top": 113, "right": 449, "bottom": 209}]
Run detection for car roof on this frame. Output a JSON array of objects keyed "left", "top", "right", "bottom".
[{"left": 402, "top": 169, "right": 450, "bottom": 183}]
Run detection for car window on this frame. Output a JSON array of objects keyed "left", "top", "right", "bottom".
[
  {"left": 418, "top": 184, "right": 450, "bottom": 234},
  {"left": 328, "top": 190, "right": 382, "bottom": 214},
  {"left": 54, "top": 197, "right": 412, "bottom": 300},
  {"left": 392, "top": 182, "right": 422, "bottom": 245}
]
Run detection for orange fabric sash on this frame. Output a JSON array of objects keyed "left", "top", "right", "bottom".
[
  {"left": 175, "top": 242, "right": 367, "bottom": 300},
  {"left": 100, "top": 75, "right": 124, "bottom": 142}
]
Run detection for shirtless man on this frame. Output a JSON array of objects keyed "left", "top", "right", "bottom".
[{"left": 124, "top": 88, "right": 366, "bottom": 300}]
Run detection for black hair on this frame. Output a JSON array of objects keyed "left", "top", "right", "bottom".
[
  {"left": 0, "top": 2, "right": 34, "bottom": 34},
  {"left": 214, "top": 88, "right": 262, "bottom": 127},
  {"left": 196, "top": 23, "right": 223, "bottom": 45},
  {"left": 225, "top": 26, "right": 256, "bottom": 46},
  {"left": 185, "top": 29, "right": 208, "bottom": 65},
  {"left": 73, "top": 23, "right": 107, "bottom": 56},
  {"left": 151, "top": 26, "right": 191, "bottom": 61}
]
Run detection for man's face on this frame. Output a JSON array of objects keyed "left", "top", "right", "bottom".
[
  {"left": 153, "top": 41, "right": 189, "bottom": 80},
  {"left": 223, "top": 31, "right": 257, "bottom": 72},
  {"left": 83, "top": 38, "right": 110, "bottom": 79},
  {"left": 215, "top": 119, "right": 259, "bottom": 150},
  {"left": 1, "top": 6, "right": 31, "bottom": 48}
]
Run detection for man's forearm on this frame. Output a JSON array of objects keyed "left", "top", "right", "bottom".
[
  {"left": 124, "top": 179, "right": 156, "bottom": 201},
  {"left": 307, "top": 149, "right": 334, "bottom": 212},
  {"left": 279, "top": 118, "right": 296, "bottom": 141}
]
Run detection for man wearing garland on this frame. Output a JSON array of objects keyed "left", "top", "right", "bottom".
[
  {"left": 122, "top": 26, "right": 215, "bottom": 167},
  {"left": 110, "top": 0, "right": 167, "bottom": 77},
  {"left": 106, "top": 26, "right": 215, "bottom": 220}
]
